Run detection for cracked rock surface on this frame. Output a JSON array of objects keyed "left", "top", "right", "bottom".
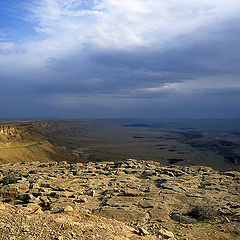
[{"left": 0, "top": 159, "right": 239, "bottom": 239}]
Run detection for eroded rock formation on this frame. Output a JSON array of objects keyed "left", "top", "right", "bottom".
[
  {"left": 0, "top": 124, "right": 37, "bottom": 143},
  {"left": 0, "top": 159, "right": 239, "bottom": 239}
]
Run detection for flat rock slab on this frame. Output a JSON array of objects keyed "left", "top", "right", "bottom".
[{"left": 0, "top": 159, "right": 239, "bottom": 239}]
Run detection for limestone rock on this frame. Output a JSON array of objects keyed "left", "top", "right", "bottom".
[
  {"left": 63, "top": 205, "right": 74, "bottom": 212},
  {"left": 158, "top": 228, "right": 175, "bottom": 239},
  {"left": 138, "top": 227, "right": 150, "bottom": 235},
  {"left": 0, "top": 159, "right": 238, "bottom": 240},
  {"left": 122, "top": 189, "right": 143, "bottom": 197}
]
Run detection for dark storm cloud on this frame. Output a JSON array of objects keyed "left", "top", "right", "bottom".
[
  {"left": 20, "top": 16, "right": 239, "bottom": 105},
  {"left": 90, "top": 17, "right": 240, "bottom": 77},
  {"left": 1, "top": 1, "right": 240, "bottom": 118}
]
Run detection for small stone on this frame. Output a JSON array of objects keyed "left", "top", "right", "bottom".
[
  {"left": 34, "top": 208, "right": 43, "bottom": 214},
  {"left": 18, "top": 193, "right": 35, "bottom": 203},
  {"left": 158, "top": 228, "right": 175, "bottom": 239},
  {"left": 40, "top": 196, "right": 51, "bottom": 207},
  {"left": 143, "top": 170, "right": 156, "bottom": 176},
  {"left": 25, "top": 203, "right": 41, "bottom": 213},
  {"left": 56, "top": 236, "right": 63, "bottom": 240},
  {"left": 64, "top": 205, "right": 74, "bottom": 212},
  {"left": 0, "top": 203, "right": 6, "bottom": 210},
  {"left": 138, "top": 227, "right": 149, "bottom": 235},
  {"left": 30, "top": 183, "right": 40, "bottom": 189},
  {"left": 59, "top": 161, "right": 68, "bottom": 166},
  {"left": 165, "top": 172, "right": 175, "bottom": 177},
  {"left": 170, "top": 211, "right": 181, "bottom": 222},
  {"left": 86, "top": 190, "right": 95, "bottom": 197},
  {"left": 57, "top": 174, "right": 62, "bottom": 179},
  {"left": 225, "top": 217, "right": 231, "bottom": 223},
  {"left": 77, "top": 197, "right": 87, "bottom": 203},
  {"left": 139, "top": 200, "right": 154, "bottom": 208},
  {"left": 123, "top": 189, "right": 142, "bottom": 197}
]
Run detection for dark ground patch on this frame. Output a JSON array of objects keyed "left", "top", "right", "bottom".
[{"left": 168, "top": 159, "right": 184, "bottom": 164}]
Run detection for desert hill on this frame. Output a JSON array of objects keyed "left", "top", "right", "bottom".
[{"left": 0, "top": 122, "right": 77, "bottom": 164}]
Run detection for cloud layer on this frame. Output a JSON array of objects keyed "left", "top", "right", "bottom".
[{"left": 0, "top": 0, "right": 240, "bottom": 118}]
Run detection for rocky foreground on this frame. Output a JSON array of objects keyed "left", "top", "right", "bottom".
[{"left": 0, "top": 159, "right": 239, "bottom": 240}]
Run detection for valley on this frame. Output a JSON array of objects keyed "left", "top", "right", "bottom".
[
  {"left": 0, "top": 119, "right": 240, "bottom": 170},
  {"left": 0, "top": 119, "right": 239, "bottom": 239}
]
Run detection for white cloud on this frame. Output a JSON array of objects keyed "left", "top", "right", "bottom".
[
  {"left": 0, "top": 31, "right": 9, "bottom": 41},
  {"left": 19, "top": 0, "right": 240, "bottom": 57},
  {"left": 139, "top": 76, "right": 240, "bottom": 96},
  {"left": 1, "top": 0, "right": 240, "bottom": 90},
  {"left": 0, "top": 42, "right": 16, "bottom": 53},
  {"left": 31, "top": 1, "right": 240, "bottom": 45}
]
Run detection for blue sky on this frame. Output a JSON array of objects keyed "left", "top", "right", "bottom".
[
  {"left": 0, "top": 0, "right": 240, "bottom": 118},
  {"left": 0, "top": 1, "right": 35, "bottom": 42}
]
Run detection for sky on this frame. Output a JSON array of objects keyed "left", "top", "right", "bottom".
[{"left": 0, "top": 0, "right": 240, "bottom": 119}]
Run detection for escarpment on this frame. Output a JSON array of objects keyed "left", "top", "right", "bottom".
[
  {"left": 0, "top": 124, "right": 37, "bottom": 143},
  {"left": 0, "top": 123, "right": 75, "bottom": 164}
]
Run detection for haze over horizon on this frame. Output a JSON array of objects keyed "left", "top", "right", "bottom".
[{"left": 1, "top": 0, "right": 240, "bottom": 119}]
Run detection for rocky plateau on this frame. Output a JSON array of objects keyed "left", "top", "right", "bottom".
[{"left": 0, "top": 159, "right": 239, "bottom": 239}]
